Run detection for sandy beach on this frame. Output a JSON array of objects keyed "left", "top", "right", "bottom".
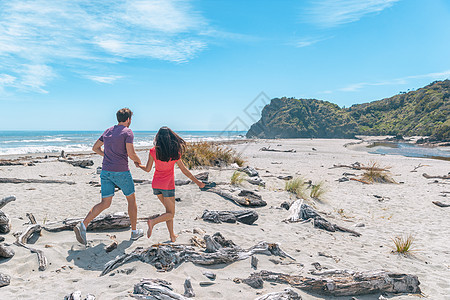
[{"left": 0, "top": 138, "right": 449, "bottom": 299}]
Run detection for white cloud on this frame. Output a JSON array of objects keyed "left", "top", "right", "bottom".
[
  {"left": 85, "top": 75, "right": 123, "bottom": 84},
  {"left": 305, "top": 0, "right": 399, "bottom": 28},
  {"left": 337, "top": 70, "right": 450, "bottom": 92},
  {"left": 0, "top": 0, "right": 210, "bottom": 93}
]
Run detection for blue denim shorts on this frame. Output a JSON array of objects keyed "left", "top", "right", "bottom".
[
  {"left": 153, "top": 188, "right": 175, "bottom": 197},
  {"left": 100, "top": 170, "right": 135, "bottom": 198}
]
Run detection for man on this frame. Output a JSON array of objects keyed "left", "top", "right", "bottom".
[{"left": 74, "top": 108, "right": 144, "bottom": 245}]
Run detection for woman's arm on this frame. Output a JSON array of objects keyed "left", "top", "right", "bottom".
[
  {"left": 136, "top": 151, "right": 154, "bottom": 172},
  {"left": 176, "top": 160, "right": 205, "bottom": 188}
]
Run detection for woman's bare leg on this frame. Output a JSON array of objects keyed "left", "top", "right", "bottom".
[{"left": 148, "top": 194, "right": 177, "bottom": 241}]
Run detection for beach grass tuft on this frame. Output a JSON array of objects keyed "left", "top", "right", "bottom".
[
  {"left": 392, "top": 234, "right": 415, "bottom": 255},
  {"left": 310, "top": 181, "right": 326, "bottom": 200},
  {"left": 285, "top": 177, "right": 307, "bottom": 199},
  {"left": 361, "top": 161, "right": 396, "bottom": 183},
  {"left": 230, "top": 171, "right": 247, "bottom": 186},
  {"left": 182, "top": 142, "right": 245, "bottom": 169}
]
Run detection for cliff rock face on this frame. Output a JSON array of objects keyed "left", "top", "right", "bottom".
[{"left": 246, "top": 80, "right": 450, "bottom": 141}]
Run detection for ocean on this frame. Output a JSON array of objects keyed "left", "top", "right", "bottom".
[{"left": 0, "top": 131, "right": 247, "bottom": 156}]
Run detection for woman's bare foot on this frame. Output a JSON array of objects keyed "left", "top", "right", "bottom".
[
  {"left": 147, "top": 219, "right": 154, "bottom": 238},
  {"left": 170, "top": 234, "right": 179, "bottom": 242}
]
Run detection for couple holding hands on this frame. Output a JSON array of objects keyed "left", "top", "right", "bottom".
[{"left": 74, "top": 108, "right": 213, "bottom": 245}]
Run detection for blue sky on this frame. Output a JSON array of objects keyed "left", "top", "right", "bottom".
[{"left": 1, "top": 0, "right": 449, "bottom": 131}]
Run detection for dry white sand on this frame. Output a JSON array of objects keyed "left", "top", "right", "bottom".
[{"left": 0, "top": 139, "right": 449, "bottom": 299}]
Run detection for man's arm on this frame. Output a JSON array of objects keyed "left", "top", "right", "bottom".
[
  {"left": 92, "top": 139, "right": 104, "bottom": 156},
  {"left": 126, "top": 143, "right": 141, "bottom": 165}
]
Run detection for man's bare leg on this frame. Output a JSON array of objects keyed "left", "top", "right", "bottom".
[
  {"left": 82, "top": 196, "right": 113, "bottom": 228},
  {"left": 126, "top": 193, "right": 137, "bottom": 231}
]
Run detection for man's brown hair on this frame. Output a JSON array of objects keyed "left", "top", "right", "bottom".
[{"left": 116, "top": 108, "right": 133, "bottom": 123}]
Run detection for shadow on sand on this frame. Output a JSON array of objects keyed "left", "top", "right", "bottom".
[{"left": 66, "top": 239, "right": 134, "bottom": 272}]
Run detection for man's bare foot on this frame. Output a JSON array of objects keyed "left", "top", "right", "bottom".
[
  {"left": 147, "top": 219, "right": 154, "bottom": 238},
  {"left": 170, "top": 234, "right": 179, "bottom": 242}
]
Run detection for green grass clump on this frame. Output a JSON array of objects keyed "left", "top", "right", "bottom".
[
  {"left": 230, "top": 171, "right": 247, "bottom": 186},
  {"left": 182, "top": 142, "right": 245, "bottom": 169},
  {"left": 392, "top": 235, "right": 414, "bottom": 254},
  {"left": 310, "top": 181, "right": 326, "bottom": 200},
  {"left": 285, "top": 177, "right": 307, "bottom": 199},
  {"left": 361, "top": 162, "right": 396, "bottom": 183}
]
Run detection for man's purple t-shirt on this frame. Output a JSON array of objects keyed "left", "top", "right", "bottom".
[{"left": 99, "top": 125, "right": 134, "bottom": 172}]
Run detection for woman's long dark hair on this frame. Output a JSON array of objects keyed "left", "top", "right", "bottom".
[{"left": 154, "top": 127, "right": 186, "bottom": 162}]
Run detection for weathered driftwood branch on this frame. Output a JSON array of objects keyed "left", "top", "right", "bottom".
[
  {"left": 0, "top": 272, "right": 10, "bottom": 287},
  {"left": 238, "top": 166, "right": 259, "bottom": 177},
  {"left": 60, "top": 159, "right": 94, "bottom": 168},
  {"left": 243, "top": 270, "right": 420, "bottom": 296},
  {"left": 64, "top": 291, "right": 96, "bottom": 300},
  {"left": 423, "top": 173, "right": 450, "bottom": 180},
  {"left": 254, "top": 288, "right": 301, "bottom": 300},
  {"left": 260, "top": 146, "right": 296, "bottom": 153},
  {"left": 0, "top": 195, "right": 16, "bottom": 209},
  {"left": 432, "top": 201, "right": 450, "bottom": 208},
  {"left": 0, "top": 210, "right": 11, "bottom": 234},
  {"left": 286, "top": 200, "right": 361, "bottom": 237},
  {"left": 44, "top": 212, "right": 130, "bottom": 232},
  {"left": 207, "top": 188, "right": 266, "bottom": 207},
  {"left": 14, "top": 224, "right": 48, "bottom": 271},
  {"left": 183, "top": 278, "right": 195, "bottom": 297},
  {"left": 350, "top": 178, "right": 370, "bottom": 184},
  {"left": 101, "top": 232, "right": 293, "bottom": 276},
  {"left": 331, "top": 162, "right": 389, "bottom": 172},
  {"left": 0, "top": 244, "right": 15, "bottom": 258},
  {"left": 201, "top": 209, "right": 258, "bottom": 225},
  {"left": 246, "top": 177, "right": 266, "bottom": 187},
  {"left": 133, "top": 279, "right": 187, "bottom": 299},
  {"left": 0, "top": 178, "right": 75, "bottom": 185}
]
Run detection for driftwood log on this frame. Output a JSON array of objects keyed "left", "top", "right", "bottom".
[
  {"left": 0, "top": 196, "right": 16, "bottom": 209},
  {"left": 0, "top": 272, "right": 10, "bottom": 287},
  {"left": 102, "top": 232, "right": 293, "bottom": 276},
  {"left": 0, "top": 244, "right": 15, "bottom": 258},
  {"left": 432, "top": 201, "right": 450, "bottom": 208},
  {"left": 260, "top": 146, "right": 296, "bottom": 153},
  {"left": 14, "top": 224, "right": 48, "bottom": 271},
  {"left": 183, "top": 278, "right": 195, "bottom": 297},
  {"left": 44, "top": 212, "right": 130, "bottom": 232},
  {"left": 133, "top": 279, "right": 187, "bottom": 299},
  {"left": 207, "top": 188, "right": 266, "bottom": 207},
  {"left": 243, "top": 270, "right": 420, "bottom": 296},
  {"left": 286, "top": 200, "right": 361, "bottom": 237},
  {"left": 201, "top": 209, "right": 258, "bottom": 225},
  {"left": 238, "top": 166, "right": 259, "bottom": 177},
  {"left": 61, "top": 159, "right": 94, "bottom": 168},
  {"left": 423, "top": 173, "right": 450, "bottom": 180},
  {"left": 0, "top": 211, "right": 11, "bottom": 234},
  {"left": 255, "top": 288, "right": 301, "bottom": 300},
  {"left": 246, "top": 177, "right": 266, "bottom": 187},
  {"left": 0, "top": 178, "right": 75, "bottom": 185},
  {"left": 64, "top": 291, "right": 96, "bottom": 300}
]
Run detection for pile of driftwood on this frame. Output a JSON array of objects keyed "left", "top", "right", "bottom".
[
  {"left": 0, "top": 196, "right": 16, "bottom": 288},
  {"left": 239, "top": 269, "right": 420, "bottom": 296},
  {"left": 133, "top": 278, "right": 302, "bottom": 300},
  {"left": 101, "top": 232, "right": 294, "bottom": 276},
  {"left": 285, "top": 200, "right": 361, "bottom": 237},
  {"left": 201, "top": 209, "right": 258, "bottom": 225}
]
